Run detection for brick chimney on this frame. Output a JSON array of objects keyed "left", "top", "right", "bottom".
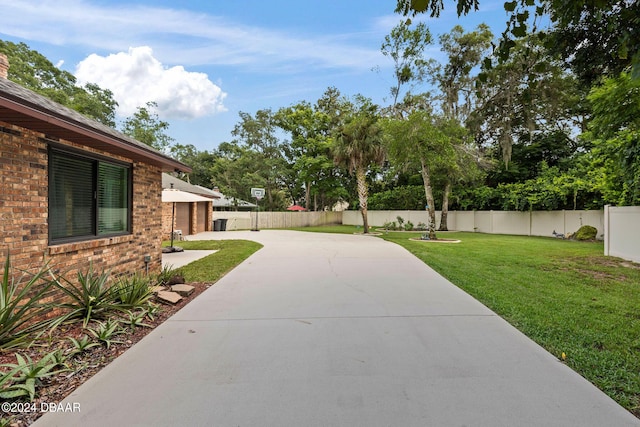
[{"left": 0, "top": 53, "right": 8, "bottom": 79}]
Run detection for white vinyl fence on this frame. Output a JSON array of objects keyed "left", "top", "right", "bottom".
[
  {"left": 342, "top": 210, "right": 605, "bottom": 239},
  {"left": 212, "top": 211, "right": 342, "bottom": 231},
  {"left": 604, "top": 205, "right": 640, "bottom": 263},
  {"left": 211, "top": 208, "right": 639, "bottom": 264}
]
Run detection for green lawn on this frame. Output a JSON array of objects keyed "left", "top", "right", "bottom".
[
  {"left": 162, "top": 240, "right": 262, "bottom": 283},
  {"left": 288, "top": 226, "right": 640, "bottom": 414}
]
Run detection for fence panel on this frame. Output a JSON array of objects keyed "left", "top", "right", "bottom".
[
  {"left": 604, "top": 206, "right": 640, "bottom": 263},
  {"left": 212, "top": 211, "right": 342, "bottom": 231},
  {"left": 342, "top": 210, "right": 604, "bottom": 238}
]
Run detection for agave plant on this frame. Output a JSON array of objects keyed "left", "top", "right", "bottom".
[
  {"left": 0, "top": 254, "right": 56, "bottom": 349},
  {"left": 67, "top": 334, "right": 99, "bottom": 355},
  {"left": 0, "top": 351, "right": 67, "bottom": 401},
  {"left": 114, "top": 273, "right": 154, "bottom": 308},
  {"left": 122, "top": 309, "right": 152, "bottom": 331},
  {"left": 87, "top": 318, "right": 123, "bottom": 349},
  {"left": 52, "top": 264, "right": 122, "bottom": 328}
]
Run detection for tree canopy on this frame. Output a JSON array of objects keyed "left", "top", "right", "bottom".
[
  {"left": 395, "top": 0, "right": 640, "bottom": 81},
  {"left": 0, "top": 40, "right": 118, "bottom": 127}
]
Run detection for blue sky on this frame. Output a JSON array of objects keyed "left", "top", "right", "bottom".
[{"left": 0, "top": 0, "right": 506, "bottom": 152}]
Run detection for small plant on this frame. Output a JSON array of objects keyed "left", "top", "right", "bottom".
[
  {"left": 48, "top": 349, "right": 68, "bottom": 368},
  {"left": 156, "top": 264, "right": 184, "bottom": 286},
  {"left": 0, "top": 415, "right": 14, "bottom": 427},
  {"left": 53, "top": 264, "right": 122, "bottom": 327},
  {"left": 0, "top": 254, "right": 57, "bottom": 349},
  {"left": 114, "top": 273, "right": 154, "bottom": 308},
  {"left": 87, "top": 318, "right": 123, "bottom": 349},
  {"left": 145, "top": 302, "right": 161, "bottom": 322},
  {"left": 382, "top": 221, "right": 394, "bottom": 231},
  {"left": 404, "top": 221, "right": 414, "bottom": 231},
  {"left": 0, "top": 351, "right": 67, "bottom": 401},
  {"left": 416, "top": 222, "right": 427, "bottom": 231},
  {"left": 396, "top": 216, "right": 405, "bottom": 228},
  {"left": 123, "top": 309, "right": 152, "bottom": 331},
  {"left": 67, "top": 334, "right": 99, "bottom": 355}
]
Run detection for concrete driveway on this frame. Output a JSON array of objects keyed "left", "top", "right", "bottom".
[{"left": 35, "top": 230, "right": 639, "bottom": 426}]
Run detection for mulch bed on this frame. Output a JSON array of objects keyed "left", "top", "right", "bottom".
[
  {"left": 408, "top": 238, "right": 461, "bottom": 243},
  {"left": 0, "top": 282, "right": 212, "bottom": 426}
]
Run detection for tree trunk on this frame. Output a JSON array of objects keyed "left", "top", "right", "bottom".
[
  {"left": 305, "top": 181, "right": 311, "bottom": 210},
  {"left": 420, "top": 159, "right": 437, "bottom": 240},
  {"left": 356, "top": 166, "right": 370, "bottom": 233},
  {"left": 439, "top": 180, "right": 451, "bottom": 231}
]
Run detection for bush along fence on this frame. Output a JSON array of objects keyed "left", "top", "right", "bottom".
[{"left": 342, "top": 209, "right": 605, "bottom": 239}]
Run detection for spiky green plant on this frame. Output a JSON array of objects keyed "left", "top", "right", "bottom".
[
  {"left": 87, "top": 318, "right": 123, "bottom": 349},
  {"left": 145, "top": 302, "right": 161, "bottom": 322},
  {"left": 123, "top": 309, "right": 152, "bottom": 331},
  {"left": 114, "top": 273, "right": 154, "bottom": 308},
  {"left": 0, "top": 351, "right": 67, "bottom": 401},
  {"left": 0, "top": 254, "right": 56, "bottom": 349},
  {"left": 67, "top": 334, "right": 99, "bottom": 355},
  {"left": 53, "top": 264, "right": 122, "bottom": 327},
  {"left": 155, "top": 264, "right": 183, "bottom": 286}
]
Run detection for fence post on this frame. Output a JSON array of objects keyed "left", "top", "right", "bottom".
[{"left": 603, "top": 205, "right": 610, "bottom": 256}]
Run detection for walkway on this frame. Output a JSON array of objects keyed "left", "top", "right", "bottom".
[{"left": 34, "top": 230, "right": 639, "bottom": 426}]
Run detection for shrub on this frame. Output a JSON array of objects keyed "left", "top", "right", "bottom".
[
  {"left": 382, "top": 221, "right": 394, "bottom": 230},
  {"left": 404, "top": 221, "right": 414, "bottom": 231},
  {"left": 0, "top": 254, "right": 56, "bottom": 349},
  {"left": 574, "top": 225, "right": 598, "bottom": 240}
]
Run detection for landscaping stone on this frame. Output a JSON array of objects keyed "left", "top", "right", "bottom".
[
  {"left": 171, "top": 284, "right": 195, "bottom": 297},
  {"left": 156, "top": 290, "right": 182, "bottom": 305},
  {"left": 150, "top": 285, "right": 167, "bottom": 294}
]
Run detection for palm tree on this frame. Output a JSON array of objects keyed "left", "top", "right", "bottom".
[{"left": 333, "top": 100, "right": 386, "bottom": 233}]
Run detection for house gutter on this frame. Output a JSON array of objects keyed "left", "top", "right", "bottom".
[{"left": 0, "top": 80, "right": 191, "bottom": 173}]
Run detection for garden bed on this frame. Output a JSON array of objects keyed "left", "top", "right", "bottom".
[{"left": 0, "top": 281, "right": 211, "bottom": 426}]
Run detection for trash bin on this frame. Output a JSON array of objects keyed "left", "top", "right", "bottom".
[
  {"left": 213, "top": 219, "right": 222, "bottom": 231},
  {"left": 220, "top": 218, "right": 228, "bottom": 231}
]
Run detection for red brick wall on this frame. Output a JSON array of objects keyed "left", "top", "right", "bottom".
[
  {"left": 0, "top": 120, "right": 164, "bottom": 292},
  {"left": 161, "top": 200, "right": 213, "bottom": 238}
]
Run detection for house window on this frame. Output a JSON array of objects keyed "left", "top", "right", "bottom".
[{"left": 49, "top": 146, "right": 132, "bottom": 243}]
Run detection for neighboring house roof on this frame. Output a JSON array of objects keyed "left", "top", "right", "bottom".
[
  {"left": 0, "top": 78, "right": 190, "bottom": 173},
  {"left": 162, "top": 173, "right": 219, "bottom": 199},
  {"left": 161, "top": 173, "right": 255, "bottom": 208},
  {"left": 212, "top": 195, "right": 257, "bottom": 209}
]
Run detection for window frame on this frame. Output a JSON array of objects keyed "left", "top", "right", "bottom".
[{"left": 48, "top": 144, "right": 133, "bottom": 245}]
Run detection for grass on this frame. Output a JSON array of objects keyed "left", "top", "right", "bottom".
[
  {"left": 287, "top": 226, "right": 640, "bottom": 414},
  {"left": 161, "top": 240, "right": 262, "bottom": 282}
]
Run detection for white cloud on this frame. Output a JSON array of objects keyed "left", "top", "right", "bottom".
[{"left": 75, "top": 46, "right": 227, "bottom": 119}]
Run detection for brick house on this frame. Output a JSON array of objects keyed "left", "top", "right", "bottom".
[
  {"left": 161, "top": 173, "right": 217, "bottom": 238},
  {"left": 0, "top": 54, "right": 190, "bottom": 282}
]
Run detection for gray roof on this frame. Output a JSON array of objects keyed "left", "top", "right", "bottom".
[
  {"left": 0, "top": 77, "right": 190, "bottom": 172},
  {"left": 162, "top": 173, "right": 219, "bottom": 199},
  {"left": 161, "top": 173, "right": 255, "bottom": 208},
  {"left": 213, "top": 196, "right": 256, "bottom": 209}
]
